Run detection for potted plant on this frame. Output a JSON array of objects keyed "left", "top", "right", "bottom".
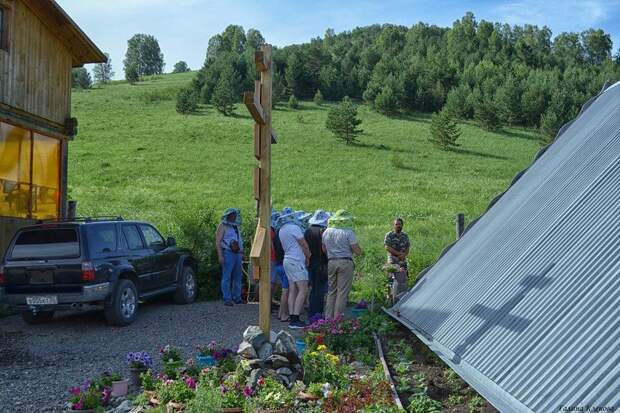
[
  {"left": 126, "top": 351, "right": 153, "bottom": 387},
  {"left": 351, "top": 299, "right": 369, "bottom": 318},
  {"left": 160, "top": 345, "right": 183, "bottom": 378},
  {"left": 67, "top": 380, "right": 111, "bottom": 412},
  {"left": 98, "top": 372, "right": 129, "bottom": 397},
  {"left": 197, "top": 341, "right": 234, "bottom": 368}
]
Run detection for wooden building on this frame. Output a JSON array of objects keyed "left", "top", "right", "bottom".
[{"left": 0, "top": 0, "right": 105, "bottom": 259}]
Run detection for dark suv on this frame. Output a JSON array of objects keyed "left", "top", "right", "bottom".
[{"left": 0, "top": 218, "right": 197, "bottom": 326}]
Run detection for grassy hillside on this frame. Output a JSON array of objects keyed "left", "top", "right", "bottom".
[{"left": 70, "top": 72, "right": 541, "bottom": 281}]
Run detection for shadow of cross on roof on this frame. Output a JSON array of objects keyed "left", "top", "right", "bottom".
[{"left": 451, "top": 263, "right": 555, "bottom": 365}]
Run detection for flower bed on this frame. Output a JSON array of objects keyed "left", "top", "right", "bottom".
[{"left": 118, "top": 314, "right": 399, "bottom": 412}]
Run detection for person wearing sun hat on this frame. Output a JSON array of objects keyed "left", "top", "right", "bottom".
[
  {"left": 322, "top": 210, "right": 362, "bottom": 318},
  {"left": 277, "top": 211, "right": 311, "bottom": 329},
  {"left": 304, "top": 209, "right": 331, "bottom": 318},
  {"left": 215, "top": 208, "right": 244, "bottom": 306},
  {"left": 270, "top": 210, "right": 290, "bottom": 321}
]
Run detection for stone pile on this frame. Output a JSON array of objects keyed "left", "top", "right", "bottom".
[{"left": 237, "top": 326, "right": 302, "bottom": 389}]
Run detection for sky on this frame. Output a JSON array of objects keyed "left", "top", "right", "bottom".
[{"left": 56, "top": 0, "right": 620, "bottom": 79}]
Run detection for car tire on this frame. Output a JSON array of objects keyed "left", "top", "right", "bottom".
[
  {"left": 20, "top": 310, "right": 54, "bottom": 324},
  {"left": 174, "top": 266, "right": 197, "bottom": 304},
  {"left": 104, "top": 279, "right": 138, "bottom": 326}
]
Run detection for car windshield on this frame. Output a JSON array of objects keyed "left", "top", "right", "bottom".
[{"left": 9, "top": 228, "right": 80, "bottom": 260}]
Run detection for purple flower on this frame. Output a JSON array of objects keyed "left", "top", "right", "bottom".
[
  {"left": 243, "top": 385, "right": 253, "bottom": 397},
  {"left": 220, "top": 384, "right": 228, "bottom": 394}
]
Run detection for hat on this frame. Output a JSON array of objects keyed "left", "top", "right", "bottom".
[
  {"left": 222, "top": 208, "right": 241, "bottom": 227},
  {"left": 308, "top": 209, "right": 331, "bottom": 227},
  {"left": 328, "top": 209, "right": 354, "bottom": 228},
  {"left": 276, "top": 211, "right": 303, "bottom": 230}
]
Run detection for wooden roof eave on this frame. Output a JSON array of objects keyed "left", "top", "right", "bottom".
[{"left": 21, "top": 0, "right": 107, "bottom": 66}]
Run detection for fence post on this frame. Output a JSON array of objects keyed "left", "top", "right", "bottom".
[
  {"left": 67, "top": 200, "right": 77, "bottom": 220},
  {"left": 456, "top": 213, "right": 465, "bottom": 239}
]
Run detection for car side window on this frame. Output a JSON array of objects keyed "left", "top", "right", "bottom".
[
  {"left": 87, "top": 224, "right": 117, "bottom": 256},
  {"left": 122, "top": 225, "right": 144, "bottom": 250},
  {"left": 139, "top": 225, "right": 165, "bottom": 248}
]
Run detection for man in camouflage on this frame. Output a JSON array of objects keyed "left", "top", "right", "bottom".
[{"left": 384, "top": 217, "right": 410, "bottom": 303}]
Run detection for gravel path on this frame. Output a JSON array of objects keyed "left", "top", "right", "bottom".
[{"left": 0, "top": 299, "right": 290, "bottom": 412}]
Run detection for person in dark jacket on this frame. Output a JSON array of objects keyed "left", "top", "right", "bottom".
[{"left": 304, "top": 210, "right": 331, "bottom": 318}]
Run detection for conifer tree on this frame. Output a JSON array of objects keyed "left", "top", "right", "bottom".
[
  {"left": 212, "top": 67, "right": 237, "bottom": 116},
  {"left": 429, "top": 108, "right": 461, "bottom": 150},
  {"left": 313, "top": 90, "right": 324, "bottom": 106},
  {"left": 288, "top": 94, "right": 299, "bottom": 109},
  {"left": 325, "top": 96, "right": 363, "bottom": 144}
]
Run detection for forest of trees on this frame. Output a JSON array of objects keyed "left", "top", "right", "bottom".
[{"left": 185, "top": 13, "right": 620, "bottom": 137}]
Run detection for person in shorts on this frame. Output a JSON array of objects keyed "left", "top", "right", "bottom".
[{"left": 277, "top": 212, "right": 311, "bottom": 329}]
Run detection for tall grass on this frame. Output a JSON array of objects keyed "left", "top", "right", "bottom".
[{"left": 70, "top": 72, "right": 541, "bottom": 293}]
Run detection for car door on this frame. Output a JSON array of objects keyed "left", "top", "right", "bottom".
[
  {"left": 139, "top": 224, "right": 177, "bottom": 288},
  {"left": 121, "top": 224, "right": 153, "bottom": 291}
]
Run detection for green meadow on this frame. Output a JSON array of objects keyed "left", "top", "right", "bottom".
[{"left": 69, "top": 72, "right": 541, "bottom": 281}]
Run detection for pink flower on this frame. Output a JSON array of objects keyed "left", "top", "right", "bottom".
[
  {"left": 184, "top": 376, "right": 197, "bottom": 390},
  {"left": 257, "top": 377, "right": 265, "bottom": 386},
  {"left": 243, "top": 385, "right": 253, "bottom": 397},
  {"left": 72, "top": 399, "right": 84, "bottom": 410}
]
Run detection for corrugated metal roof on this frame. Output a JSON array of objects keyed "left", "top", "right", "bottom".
[{"left": 387, "top": 81, "right": 620, "bottom": 413}]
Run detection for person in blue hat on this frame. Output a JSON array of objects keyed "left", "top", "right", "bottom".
[
  {"left": 216, "top": 208, "right": 243, "bottom": 306},
  {"left": 304, "top": 209, "right": 331, "bottom": 317},
  {"left": 277, "top": 211, "right": 311, "bottom": 329}
]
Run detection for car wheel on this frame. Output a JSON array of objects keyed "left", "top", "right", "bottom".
[
  {"left": 104, "top": 279, "right": 138, "bottom": 326},
  {"left": 174, "top": 266, "right": 197, "bottom": 304},
  {"left": 20, "top": 310, "right": 55, "bottom": 324}
]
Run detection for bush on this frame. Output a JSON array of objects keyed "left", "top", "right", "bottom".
[
  {"left": 313, "top": 90, "right": 324, "bottom": 106},
  {"left": 407, "top": 394, "right": 442, "bottom": 413},
  {"left": 176, "top": 88, "right": 198, "bottom": 114},
  {"left": 288, "top": 94, "right": 299, "bottom": 109},
  {"left": 429, "top": 108, "right": 461, "bottom": 150}
]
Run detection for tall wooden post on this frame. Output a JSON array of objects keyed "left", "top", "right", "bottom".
[{"left": 245, "top": 44, "right": 274, "bottom": 335}]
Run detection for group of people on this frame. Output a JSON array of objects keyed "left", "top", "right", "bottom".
[{"left": 215, "top": 207, "right": 411, "bottom": 329}]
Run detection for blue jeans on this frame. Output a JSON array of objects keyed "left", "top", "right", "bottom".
[{"left": 221, "top": 250, "right": 242, "bottom": 302}]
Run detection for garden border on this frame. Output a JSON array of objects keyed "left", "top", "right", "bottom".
[{"left": 373, "top": 333, "right": 404, "bottom": 410}]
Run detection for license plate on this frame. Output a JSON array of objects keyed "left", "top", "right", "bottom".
[{"left": 26, "top": 296, "right": 58, "bottom": 305}]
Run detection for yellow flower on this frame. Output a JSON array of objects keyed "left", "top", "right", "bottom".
[
  {"left": 327, "top": 354, "right": 339, "bottom": 364},
  {"left": 317, "top": 344, "right": 327, "bottom": 351},
  {"left": 310, "top": 351, "right": 318, "bottom": 357}
]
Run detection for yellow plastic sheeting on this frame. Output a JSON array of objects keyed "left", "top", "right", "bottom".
[
  {"left": 0, "top": 122, "right": 61, "bottom": 219},
  {"left": 0, "top": 123, "right": 32, "bottom": 218},
  {"left": 32, "top": 133, "right": 60, "bottom": 219}
]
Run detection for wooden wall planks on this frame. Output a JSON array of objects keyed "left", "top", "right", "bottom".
[{"left": 0, "top": 0, "right": 72, "bottom": 125}]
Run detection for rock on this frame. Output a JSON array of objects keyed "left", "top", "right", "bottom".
[
  {"left": 350, "top": 361, "right": 367, "bottom": 371},
  {"left": 276, "top": 367, "right": 292, "bottom": 376},
  {"left": 274, "top": 331, "right": 297, "bottom": 357},
  {"left": 258, "top": 342, "right": 273, "bottom": 360},
  {"left": 237, "top": 341, "right": 258, "bottom": 359},
  {"left": 279, "top": 374, "right": 290, "bottom": 387},
  {"left": 115, "top": 400, "right": 132, "bottom": 413},
  {"left": 264, "top": 354, "right": 290, "bottom": 369},
  {"left": 248, "top": 368, "right": 265, "bottom": 388},
  {"left": 290, "top": 371, "right": 300, "bottom": 384},
  {"left": 243, "top": 326, "right": 267, "bottom": 350}
]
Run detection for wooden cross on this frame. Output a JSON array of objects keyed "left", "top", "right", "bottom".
[{"left": 244, "top": 44, "right": 275, "bottom": 335}]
